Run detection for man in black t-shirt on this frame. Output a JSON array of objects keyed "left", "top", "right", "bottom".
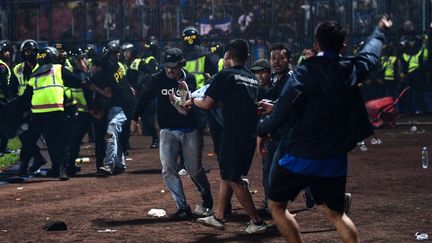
[
  {"left": 132, "top": 48, "right": 213, "bottom": 220},
  {"left": 187, "top": 39, "right": 268, "bottom": 234}
]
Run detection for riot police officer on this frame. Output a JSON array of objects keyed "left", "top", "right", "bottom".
[{"left": 182, "top": 26, "right": 218, "bottom": 88}]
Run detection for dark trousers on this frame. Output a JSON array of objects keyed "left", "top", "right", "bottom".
[
  {"left": 0, "top": 132, "right": 8, "bottom": 152},
  {"left": 20, "top": 111, "right": 66, "bottom": 175},
  {"left": 401, "top": 71, "right": 429, "bottom": 113},
  {"left": 69, "top": 112, "right": 107, "bottom": 171},
  {"left": 18, "top": 130, "right": 46, "bottom": 171},
  {"left": 261, "top": 139, "right": 279, "bottom": 204},
  {"left": 120, "top": 119, "right": 131, "bottom": 152},
  {"left": 140, "top": 98, "right": 158, "bottom": 139}
]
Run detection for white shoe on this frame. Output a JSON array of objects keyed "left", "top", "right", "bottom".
[
  {"left": 177, "top": 81, "right": 190, "bottom": 105},
  {"left": 240, "top": 220, "right": 268, "bottom": 234},
  {"left": 196, "top": 215, "right": 225, "bottom": 230},
  {"left": 242, "top": 178, "right": 250, "bottom": 190},
  {"left": 178, "top": 168, "right": 188, "bottom": 176},
  {"left": 344, "top": 193, "right": 352, "bottom": 216},
  {"left": 194, "top": 204, "right": 214, "bottom": 217},
  {"left": 169, "top": 95, "right": 188, "bottom": 115}
]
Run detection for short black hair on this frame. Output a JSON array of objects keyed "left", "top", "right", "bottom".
[
  {"left": 314, "top": 21, "right": 346, "bottom": 52},
  {"left": 270, "top": 43, "right": 291, "bottom": 59},
  {"left": 224, "top": 39, "right": 249, "bottom": 63}
]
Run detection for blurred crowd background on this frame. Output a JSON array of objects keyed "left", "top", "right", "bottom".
[{"left": 1, "top": 0, "right": 431, "bottom": 61}]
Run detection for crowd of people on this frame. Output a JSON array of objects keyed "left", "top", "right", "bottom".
[{"left": 0, "top": 13, "right": 420, "bottom": 241}]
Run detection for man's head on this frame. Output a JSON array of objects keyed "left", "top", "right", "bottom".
[
  {"left": 251, "top": 59, "right": 271, "bottom": 87},
  {"left": 182, "top": 26, "right": 200, "bottom": 46},
  {"left": 120, "top": 43, "right": 136, "bottom": 62},
  {"left": 270, "top": 43, "right": 291, "bottom": 75},
  {"left": 314, "top": 21, "right": 346, "bottom": 53},
  {"left": 223, "top": 39, "right": 249, "bottom": 66},
  {"left": 69, "top": 46, "right": 88, "bottom": 69},
  {"left": 53, "top": 43, "right": 68, "bottom": 65},
  {"left": 20, "top": 39, "right": 39, "bottom": 64},
  {"left": 163, "top": 48, "right": 185, "bottom": 80},
  {"left": 36, "top": 46, "right": 59, "bottom": 65},
  {"left": 0, "top": 40, "right": 11, "bottom": 62},
  {"left": 102, "top": 40, "right": 121, "bottom": 61},
  {"left": 85, "top": 44, "right": 98, "bottom": 59}
]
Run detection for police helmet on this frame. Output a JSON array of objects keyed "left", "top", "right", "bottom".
[
  {"left": 85, "top": 44, "right": 98, "bottom": 59},
  {"left": 182, "top": 26, "right": 200, "bottom": 45},
  {"left": 53, "top": 43, "right": 69, "bottom": 57},
  {"left": 102, "top": 40, "right": 120, "bottom": 56},
  {"left": 0, "top": 40, "right": 11, "bottom": 53},
  {"left": 37, "top": 46, "right": 59, "bottom": 65},
  {"left": 70, "top": 47, "right": 87, "bottom": 59},
  {"left": 121, "top": 43, "right": 134, "bottom": 52},
  {"left": 20, "top": 39, "right": 39, "bottom": 53},
  {"left": 148, "top": 36, "right": 159, "bottom": 48},
  {"left": 210, "top": 42, "right": 223, "bottom": 56}
]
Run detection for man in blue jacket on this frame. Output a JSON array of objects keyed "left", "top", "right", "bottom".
[{"left": 256, "top": 16, "right": 392, "bottom": 242}]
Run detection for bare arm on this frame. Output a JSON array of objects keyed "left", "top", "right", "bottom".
[{"left": 185, "top": 95, "right": 215, "bottom": 110}]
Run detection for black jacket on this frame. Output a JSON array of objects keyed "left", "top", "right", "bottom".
[{"left": 257, "top": 27, "right": 386, "bottom": 159}]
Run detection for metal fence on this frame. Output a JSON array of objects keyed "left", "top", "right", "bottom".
[{"left": 0, "top": 0, "right": 431, "bottom": 59}]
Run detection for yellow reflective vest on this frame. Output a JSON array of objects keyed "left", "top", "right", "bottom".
[
  {"left": 402, "top": 47, "right": 428, "bottom": 74},
  {"left": 13, "top": 62, "right": 39, "bottom": 96},
  {"left": 64, "top": 59, "right": 73, "bottom": 71},
  {"left": 217, "top": 58, "right": 224, "bottom": 71},
  {"left": 28, "top": 64, "right": 64, "bottom": 113},
  {"left": 71, "top": 87, "right": 87, "bottom": 112},
  {"left": 0, "top": 60, "right": 11, "bottom": 99},
  {"left": 381, "top": 56, "right": 397, "bottom": 80},
  {"left": 185, "top": 56, "right": 206, "bottom": 88},
  {"left": 129, "top": 56, "right": 157, "bottom": 71}
]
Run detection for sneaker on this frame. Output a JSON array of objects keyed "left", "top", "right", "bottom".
[
  {"left": 177, "top": 81, "right": 190, "bottom": 104},
  {"left": 240, "top": 220, "right": 268, "bottom": 235},
  {"left": 150, "top": 138, "right": 159, "bottom": 149},
  {"left": 242, "top": 178, "right": 250, "bottom": 191},
  {"left": 170, "top": 208, "right": 193, "bottom": 221},
  {"left": 169, "top": 94, "right": 188, "bottom": 115},
  {"left": 344, "top": 193, "right": 352, "bottom": 216},
  {"left": 168, "top": 81, "right": 190, "bottom": 115},
  {"left": 196, "top": 215, "right": 225, "bottom": 230},
  {"left": 98, "top": 165, "right": 113, "bottom": 175},
  {"left": 194, "top": 205, "right": 214, "bottom": 217},
  {"left": 178, "top": 168, "right": 188, "bottom": 176},
  {"left": 304, "top": 190, "right": 315, "bottom": 209}
]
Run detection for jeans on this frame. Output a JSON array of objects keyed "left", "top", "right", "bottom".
[
  {"left": 103, "top": 107, "right": 127, "bottom": 169},
  {"left": 159, "top": 128, "right": 213, "bottom": 210}
]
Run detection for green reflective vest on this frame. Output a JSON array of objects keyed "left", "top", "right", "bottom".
[
  {"left": 13, "top": 62, "right": 39, "bottom": 96},
  {"left": 71, "top": 87, "right": 87, "bottom": 112},
  {"left": 402, "top": 48, "right": 428, "bottom": 73},
  {"left": 217, "top": 58, "right": 224, "bottom": 71},
  {"left": 118, "top": 62, "right": 127, "bottom": 77},
  {"left": 28, "top": 64, "right": 64, "bottom": 113},
  {"left": 185, "top": 56, "right": 206, "bottom": 88},
  {"left": 64, "top": 58, "right": 73, "bottom": 71},
  {"left": 0, "top": 60, "right": 11, "bottom": 99},
  {"left": 129, "top": 56, "right": 157, "bottom": 71},
  {"left": 381, "top": 56, "right": 397, "bottom": 80}
]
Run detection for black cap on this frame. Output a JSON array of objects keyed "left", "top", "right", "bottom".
[
  {"left": 250, "top": 58, "right": 271, "bottom": 72},
  {"left": 163, "top": 48, "right": 185, "bottom": 68}
]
